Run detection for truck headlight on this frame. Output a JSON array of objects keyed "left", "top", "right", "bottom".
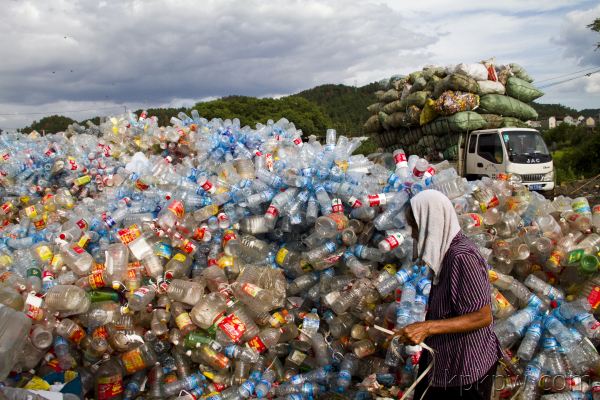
[{"left": 542, "top": 171, "right": 554, "bottom": 182}]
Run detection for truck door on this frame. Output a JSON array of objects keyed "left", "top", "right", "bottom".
[
  {"left": 471, "top": 133, "right": 504, "bottom": 178},
  {"left": 465, "top": 133, "right": 478, "bottom": 178}
]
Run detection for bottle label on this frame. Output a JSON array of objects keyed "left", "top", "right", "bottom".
[
  {"left": 93, "top": 326, "right": 109, "bottom": 339},
  {"left": 25, "top": 293, "right": 44, "bottom": 320},
  {"left": 193, "top": 226, "right": 208, "bottom": 241},
  {"left": 27, "top": 267, "right": 42, "bottom": 278},
  {"left": 72, "top": 245, "right": 85, "bottom": 254},
  {"left": 218, "top": 314, "right": 247, "bottom": 343},
  {"left": 548, "top": 250, "right": 563, "bottom": 267},
  {"left": 383, "top": 264, "right": 397, "bottom": 275},
  {"left": 167, "top": 200, "right": 185, "bottom": 218},
  {"left": 479, "top": 196, "right": 500, "bottom": 213},
  {"left": 348, "top": 196, "right": 362, "bottom": 208},
  {"left": 25, "top": 205, "right": 38, "bottom": 218},
  {"left": 493, "top": 291, "right": 511, "bottom": 312},
  {"left": 413, "top": 167, "right": 425, "bottom": 178},
  {"left": 383, "top": 233, "right": 404, "bottom": 250},
  {"left": 275, "top": 248, "right": 289, "bottom": 266},
  {"left": 179, "top": 239, "right": 196, "bottom": 254},
  {"left": 265, "top": 205, "right": 279, "bottom": 218},
  {"left": 77, "top": 234, "right": 90, "bottom": 248},
  {"left": 173, "top": 253, "right": 187, "bottom": 263},
  {"left": 222, "top": 230, "right": 237, "bottom": 245},
  {"left": 367, "top": 194, "right": 386, "bottom": 207},
  {"left": 217, "top": 213, "right": 229, "bottom": 224},
  {"left": 133, "top": 286, "right": 150, "bottom": 300},
  {"left": 423, "top": 166, "right": 436, "bottom": 179},
  {"left": 121, "top": 349, "right": 146, "bottom": 374},
  {"left": 0, "top": 202, "right": 14, "bottom": 215},
  {"left": 467, "top": 213, "right": 483, "bottom": 227},
  {"left": 331, "top": 198, "right": 344, "bottom": 213},
  {"left": 134, "top": 179, "right": 149, "bottom": 191},
  {"left": 69, "top": 326, "right": 86, "bottom": 344},
  {"left": 328, "top": 212, "right": 348, "bottom": 231},
  {"left": 97, "top": 374, "right": 124, "bottom": 400},
  {"left": 524, "top": 364, "right": 541, "bottom": 380},
  {"left": 593, "top": 205, "right": 600, "bottom": 215},
  {"left": 588, "top": 286, "right": 600, "bottom": 309},
  {"left": 35, "top": 245, "right": 53, "bottom": 261},
  {"left": 247, "top": 335, "right": 267, "bottom": 353},
  {"left": 242, "top": 282, "right": 263, "bottom": 298},
  {"left": 573, "top": 199, "right": 591, "bottom": 214},
  {"left": 265, "top": 154, "right": 274, "bottom": 171},
  {"left": 394, "top": 152, "right": 407, "bottom": 167},
  {"left": 488, "top": 270, "right": 498, "bottom": 282},
  {"left": 75, "top": 219, "right": 88, "bottom": 230},
  {"left": 118, "top": 226, "right": 140, "bottom": 245},
  {"left": 89, "top": 271, "right": 106, "bottom": 289},
  {"left": 175, "top": 312, "right": 194, "bottom": 330}
]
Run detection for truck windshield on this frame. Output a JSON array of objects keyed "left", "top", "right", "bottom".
[{"left": 502, "top": 131, "right": 551, "bottom": 164}]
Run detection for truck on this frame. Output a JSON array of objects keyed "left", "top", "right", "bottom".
[
  {"left": 372, "top": 127, "right": 555, "bottom": 193},
  {"left": 455, "top": 127, "right": 554, "bottom": 192}
]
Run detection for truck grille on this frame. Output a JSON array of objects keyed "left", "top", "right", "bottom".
[{"left": 521, "top": 173, "right": 544, "bottom": 182}]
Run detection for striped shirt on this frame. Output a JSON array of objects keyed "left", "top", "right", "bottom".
[{"left": 424, "top": 232, "right": 502, "bottom": 387}]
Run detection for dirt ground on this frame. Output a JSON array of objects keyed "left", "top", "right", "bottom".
[{"left": 555, "top": 175, "right": 600, "bottom": 204}]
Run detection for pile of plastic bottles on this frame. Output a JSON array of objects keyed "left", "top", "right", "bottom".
[{"left": 0, "top": 110, "right": 599, "bottom": 400}]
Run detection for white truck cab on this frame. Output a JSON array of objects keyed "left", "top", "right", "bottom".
[{"left": 459, "top": 128, "right": 554, "bottom": 192}]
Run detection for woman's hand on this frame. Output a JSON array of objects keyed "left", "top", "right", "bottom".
[{"left": 397, "top": 321, "right": 433, "bottom": 345}]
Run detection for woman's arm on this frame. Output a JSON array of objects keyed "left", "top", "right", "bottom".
[{"left": 397, "top": 304, "right": 493, "bottom": 345}]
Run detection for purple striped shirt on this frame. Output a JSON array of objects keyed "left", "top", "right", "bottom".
[{"left": 424, "top": 232, "right": 501, "bottom": 387}]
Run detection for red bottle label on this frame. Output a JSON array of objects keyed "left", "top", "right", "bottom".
[
  {"left": 97, "top": 375, "right": 124, "bottom": 400},
  {"left": 247, "top": 335, "right": 267, "bottom": 353},
  {"left": 218, "top": 314, "right": 247, "bottom": 343}
]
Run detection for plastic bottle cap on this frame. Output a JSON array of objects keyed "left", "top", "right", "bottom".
[{"left": 550, "top": 300, "right": 558, "bottom": 309}]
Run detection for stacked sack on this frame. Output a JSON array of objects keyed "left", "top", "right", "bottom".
[
  {"left": 1, "top": 109, "right": 599, "bottom": 400},
  {"left": 364, "top": 59, "right": 544, "bottom": 160}
]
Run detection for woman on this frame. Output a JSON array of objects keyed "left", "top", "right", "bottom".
[{"left": 398, "top": 190, "right": 501, "bottom": 400}]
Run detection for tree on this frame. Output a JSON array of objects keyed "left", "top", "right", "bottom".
[
  {"left": 21, "top": 115, "right": 77, "bottom": 134},
  {"left": 589, "top": 18, "right": 600, "bottom": 49}
]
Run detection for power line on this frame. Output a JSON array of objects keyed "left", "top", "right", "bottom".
[
  {"left": 537, "top": 69, "right": 600, "bottom": 89},
  {"left": 535, "top": 66, "right": 600, "bottom": 83},
  {"left": 0, "top": 105, "right": 126, "bottom": 117}
]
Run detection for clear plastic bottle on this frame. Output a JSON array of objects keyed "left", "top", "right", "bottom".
[
  {"left": 45, "top": 284, "right": 91, "bottom": 315},
  {"left": 0, "top": 304, "right": 32, "bottom": 380},
  {"left": 167, "top": 278, "right": 205, "bottom": 305},
  {"left": 95, "top": 357, "right": 124, "bottom": 400}
]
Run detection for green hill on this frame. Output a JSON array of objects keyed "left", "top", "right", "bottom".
[{"left": 293, "top": 83, "right": 380, "bottom": 136}]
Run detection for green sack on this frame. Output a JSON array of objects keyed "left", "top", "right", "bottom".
[
  {"left": 410, "top": 77, "right": 427, "bottom": 93},
  {"left": 400, "top": 91, "right": 429, "bottom": 109},
  {"left": 383, "top": 112, "right": 406, "bottom": 130},
  {"left": 363, "top": 114, "right": 382, "bottom": 133},
  {"left": 367, "top": 102, "right": 385, "bottom": 114},
  {"left": 422, "top": 111, "right": 486, "bottom": 136},
  {"left": 505, "top": 77, "right": 543, "bottom": 103},
  {"left": 433, "top": 74, "right": 479, "bottom": 98},
  {"left": 381, "top": 89, "right": 400, "bottom": 103},
  {"left": 501, "top": 117, "right": 529, "bottom": 128},
  {"left": 479, "top": 94, "right": 538, "bottom": 120},
  {"left": 509, "top": 63, "right": 533, "bottom": 83},
  {"left": 382, "top": 100, "right": 403, "bottom": 114},
  {"left": 480, "top": 114, "right": 504, "bottom": 129},
  {"left": 443, "top": 145, "right": 459, "bottom": 161}
]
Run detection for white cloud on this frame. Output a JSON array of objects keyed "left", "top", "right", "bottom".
[{"left": 0, "top": 0, "right": 599, "bottom": 129}]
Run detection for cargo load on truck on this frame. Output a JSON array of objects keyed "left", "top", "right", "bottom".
[{"left": 364, "top": 59, "right": 543, "bottom": 160}]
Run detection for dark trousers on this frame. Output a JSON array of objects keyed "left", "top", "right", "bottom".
[{"left": 412, "top": 353, "right": 498, "bottom": 400}]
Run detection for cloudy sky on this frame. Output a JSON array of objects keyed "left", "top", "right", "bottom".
[{"left": 1, "top": 0, "right": 599, "bottom": 130}]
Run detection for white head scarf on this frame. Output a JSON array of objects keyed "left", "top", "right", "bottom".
[{"left": 410, "top": 190, "right": 461, "bottom": 285}]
